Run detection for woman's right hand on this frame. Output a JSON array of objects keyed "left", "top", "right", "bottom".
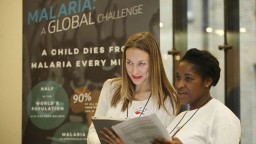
[
  {"left": 99, "top": 127, "right": 124, "bottom": 144},
  {"left": 151, "top": 137, "right": 183, "bottom": 144}
]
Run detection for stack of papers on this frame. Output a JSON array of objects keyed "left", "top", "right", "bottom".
[{"left": 92, "top": 114, "right": 169, "bottom": 144}]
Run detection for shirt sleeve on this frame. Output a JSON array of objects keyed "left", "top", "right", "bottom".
[
  {"left": 156, "top": 96, "right": 176, "bottom": 127},
  {"left": 87, "top": 79, "right": 113, "bottom": 144},
  {"left": 212, "top": 107, "right": 241, "bottom": 144},
  {"left": 87, "top": 123, "right": 100, "bottom": 144},
  {"left": 212, "top": 123, "right": 241, "bottom": 144}
]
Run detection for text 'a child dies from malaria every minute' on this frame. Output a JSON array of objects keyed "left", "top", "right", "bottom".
[{"left": 31, "top": 46, "right": 125, "bottom": 69}]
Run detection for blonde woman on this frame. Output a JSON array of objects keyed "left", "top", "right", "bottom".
[{"left": 87, "top": 32, "right": 180, "bottom": 144}]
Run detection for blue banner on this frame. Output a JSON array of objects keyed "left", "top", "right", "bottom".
[{"left": 22, "top": 0, "right": 159, "bottom": 143}]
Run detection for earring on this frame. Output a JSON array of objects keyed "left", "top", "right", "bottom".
[{"left": 205, "top": 85, "right": 208, "bottom": 88}]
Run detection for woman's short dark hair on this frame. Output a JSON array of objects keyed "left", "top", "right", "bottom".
[{"left": 181, "top": 48, "right": 221, "bottom": 86}]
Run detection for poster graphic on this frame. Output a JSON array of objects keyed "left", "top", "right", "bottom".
[{"left": 22, "top": 0, "right": 159, "bottom": 143}]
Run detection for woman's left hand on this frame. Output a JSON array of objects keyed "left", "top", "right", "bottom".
[{"left": 100, "top": 127, "right": 124, "bottom": 144}]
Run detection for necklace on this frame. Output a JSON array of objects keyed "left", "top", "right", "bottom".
[
  {"left": 169, "top": 96, "right": 212, "bottom": 137},
  {"left": 169, "top": 108, "right": 199, "bottom": 137},
  {"left": 126, "top": 92, "right": 152, "bottom": 118}
]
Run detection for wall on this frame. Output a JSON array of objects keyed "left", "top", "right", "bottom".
[{"left": 0, "top": 0, "right": 22, "bottom": 143}]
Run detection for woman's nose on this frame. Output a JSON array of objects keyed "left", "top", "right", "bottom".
[
  {"left": 175, "top": 80, "right": 184, "bottom": 89},
  {"left": 132, "top": 66, "right": 139, "bottom": 75}
]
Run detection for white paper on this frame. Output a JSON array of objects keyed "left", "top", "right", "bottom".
[{"left": 112, "top": 114, "right": 169, "bottom": 144}]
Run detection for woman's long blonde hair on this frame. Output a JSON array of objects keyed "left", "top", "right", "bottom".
[{"left": 111, "top": 32, "right": 180, "bottom": 115}]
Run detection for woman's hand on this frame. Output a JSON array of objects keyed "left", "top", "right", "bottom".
[
  {"left": 100, "top": 127, "right": 124, "bottom": 144},
  {"left": 151, "top": 137, "right": 182, "bottom": 144}
]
